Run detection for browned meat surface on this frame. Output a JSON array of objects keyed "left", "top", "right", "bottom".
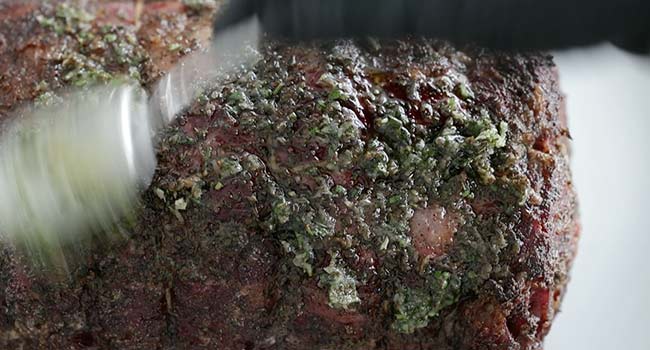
[
  {"left": 0, "top": 0, "right": 214, "bottom": 118},
  {"left": 0, "top": 1, "right": 579, "bottom": 350}
]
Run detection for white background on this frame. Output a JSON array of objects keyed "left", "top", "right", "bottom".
[{"left": 545, "top": 45, "right": 650, "bottom": 350}]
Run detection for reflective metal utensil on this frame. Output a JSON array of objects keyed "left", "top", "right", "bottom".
[{"left": 0, "top": 17, "right": 260, "bottom": 270}]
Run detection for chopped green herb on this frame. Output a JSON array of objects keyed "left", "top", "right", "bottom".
[
  {"left": 332, "top": 185, "right": 347, "bottom": 197},
  {"left": 392, "top": 272, "right": 459, "bottom": 334},
  {"left": 154, "top": 188, "right": 166, "bottom": 202},
  {"left": 104, "top": 33, "right": 118, "bottom": 43},
  {"left": 455, "top": 82, "right": 475, "bottom": 100},
  {"left": 287, "top": 236, "right": 314, "bottom": 276},
  {"left": 218, "top": 158, "right": 243, "bottom": 179},
  {"left": 476, "top": 121, "right": 508, "bottom": 149},
  {"left": 174, "top": 198, "right": 188, "bottom": 211},
  {"left": 272, "top": 198, "right": 292, "bottom": 225},
  {"left": 321, "top": 261, "right": 361, "bottom": 310},
  {"left": 183, "top": 0, "right": 217, "bottom": 11},
  {"left": 328, "top": 87, "right": 348, "bottom": 101},
  {"left": 168, "top": 43, "right": 182, "bottom": 52},
  {"left": 273, "top": 82, "right": 285, "bottom": 95},
  {"left": 363, "top": 139, "right": 390, "bottom": 179},
  {"left": 392, "top": 288, "right": 435, "bottom": 334}
]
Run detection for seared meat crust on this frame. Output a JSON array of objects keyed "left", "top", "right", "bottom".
[{"left": 0, "top": 2, "right": 578, "bottom": 350}]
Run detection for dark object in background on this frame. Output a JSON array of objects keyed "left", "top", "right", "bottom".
[
  {"left": 215, "top": 0, "right": 650, "bottom": 53},
  {"left": 1, "top": 1, "right": 578, "bottom": 350}
]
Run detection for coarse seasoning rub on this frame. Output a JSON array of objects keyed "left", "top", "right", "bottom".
[{"left": 0, "top": 1, "right": 579, "bottom": 349}]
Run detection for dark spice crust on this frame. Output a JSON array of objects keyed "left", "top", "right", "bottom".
[
  {"left": 0, "top": 0, "right": 215, "bottom": 119},
  {"left": 0, "top": 2, "right": 579, "bottom": 350}
]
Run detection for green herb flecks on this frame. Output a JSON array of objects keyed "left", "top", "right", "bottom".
[
  {"left": 320, "top": 257, "right": 361, "bottom": 310},
  {"left": 183, "top": 0, "right": 217, "bottom": 11},
  {"left": 36, "top": 4, "right": 148, "bottom": 88},
  {"left": 392, "top": 271, "right": 460, "bottom": 333},
  {"left": 282, "top": 236, "right": 315, "bottom": 276},
  {"left": 153, "top": 40, "right": 533, "bottom": 323}
]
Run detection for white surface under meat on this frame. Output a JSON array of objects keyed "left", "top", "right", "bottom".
[{"left": 547, "top": 44, "right": 650, "bottom": 350}]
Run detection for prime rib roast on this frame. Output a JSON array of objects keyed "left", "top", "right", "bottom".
[{"left": 0, "top": 1, "right": 579, "bottom": 349}]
